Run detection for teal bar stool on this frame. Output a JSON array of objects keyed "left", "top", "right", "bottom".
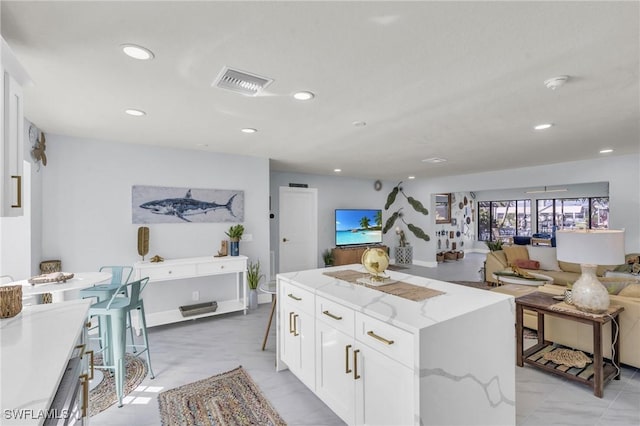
[
  {"left": 81, "top": 266, "right": 135, "bottom": 364},
  {"left": 89, "top": 277, "right": 155, "bottom": 407}
]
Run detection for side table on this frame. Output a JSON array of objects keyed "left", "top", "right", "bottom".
[
  {"left": 515, "top": 291, "right": 623, "bottom": 397},
  {"left": 394, "top": 246, "right": 413, "bottom": 264}
]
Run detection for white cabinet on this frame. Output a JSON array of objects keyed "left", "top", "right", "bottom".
[
  {"left": 315, "top": 295, "right": 414, "bottom": 426},
  {"left": 355, "top": 341, "right": 413, "bottom": 426},
  {"left": 316, "top": 318, "right": 355, "bottom": 423},
  {"left": 1, "top": 38, "right": 28, "bottom": 217},
  {"left": 279, "top": 279, "right": 315, "bottom": 390},
  {"left": 276, "top": 266, "right": 516, "bottom": 426},
  {"left": 133, "top": 255, "right": 247, "bottom": 331}
]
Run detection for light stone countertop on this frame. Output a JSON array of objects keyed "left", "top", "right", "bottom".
[
  {"left": 0, "top": 299, "right": 92, "bottom": 425},
  {"left": 278, "top": 264, "right": 514, "bottom": 332}
]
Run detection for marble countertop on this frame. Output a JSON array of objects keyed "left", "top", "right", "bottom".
[
  {"left": 278, "top": 264, "right": 513, "bottom": 332},
  {"left": 0, "top": 299, "right": 92, "bottom": 425},
  {"left": 1, "top": 271, "right": 111, "bottom": 297}
]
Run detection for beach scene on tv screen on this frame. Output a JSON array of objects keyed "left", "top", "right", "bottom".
[{"left": 336, "top": 209, "right": 383, "bottom": 246}]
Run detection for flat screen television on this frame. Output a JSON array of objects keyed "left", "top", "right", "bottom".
[{"left": 335, "top": 209, "right": 383, "bottom": 246}]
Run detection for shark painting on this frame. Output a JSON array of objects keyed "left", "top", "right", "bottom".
[{"left": 132, "top": 186, "right": 244, "bottom": 223}]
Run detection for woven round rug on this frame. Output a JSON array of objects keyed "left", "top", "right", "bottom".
[{"left": 89, "top": 352, "right": 148, "bottom": 416}]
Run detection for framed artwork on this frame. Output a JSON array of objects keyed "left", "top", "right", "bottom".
[
  {"left": 451, "top": 218, "right": 457, "bottom": 226},
  {"left": 132, "top": 185, "right": 244, "bottom": 224},
  {"left": 435, "top": 193, "right": 451, "bottom": 224}
]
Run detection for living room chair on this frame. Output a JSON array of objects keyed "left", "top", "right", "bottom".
[
  {"left": 80, "top": 266, "right": 136, "bottom": 364},
  {"left": 88, "top": 277, "right": 155, "bottom": 407}
]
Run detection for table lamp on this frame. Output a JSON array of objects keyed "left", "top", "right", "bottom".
[{"left": 555, "top": 229, "right": 625, "bottom": 314}]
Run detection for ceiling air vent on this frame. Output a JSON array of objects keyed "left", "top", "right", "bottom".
[{"left": 213, "top": 67, "right": 274, "bottom": 96}]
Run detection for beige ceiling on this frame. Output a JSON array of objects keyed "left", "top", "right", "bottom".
[{"left": 2, "top": 1, "right": 638, "bottom": 180}]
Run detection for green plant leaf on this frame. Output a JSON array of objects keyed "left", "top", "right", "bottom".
[
  {"left": 407, "top": 196, "right": 429, "bottom": 215},
  {"left": 407, "top": 223, "right": 430, "bottom": 242},
  {"left": 382, "top": 210, "right": 400, "bottom": 234},
  {"left": 384, "top": 186, "right": 399, "bottom": 210}
]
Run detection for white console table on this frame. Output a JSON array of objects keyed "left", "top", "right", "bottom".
[{"left": 133, "top": 256, "right": 247, "bottom": 331}]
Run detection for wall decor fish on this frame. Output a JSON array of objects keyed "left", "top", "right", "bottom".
[{"left": 132, "top": 185, "right": 244, "bottom": 224}]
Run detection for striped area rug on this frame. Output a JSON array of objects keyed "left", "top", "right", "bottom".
[{"left": 158, "top": 366, "right": 286, "bottom": 426}]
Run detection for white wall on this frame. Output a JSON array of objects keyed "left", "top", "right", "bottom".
[
  {"left": 42, "top": 136, "right": 270, "bottom": 282},
  {"left": 404, "top": 154, "right": 640, "bottom": 264},
  {"left": 269, "top": 172, "right": 396, "bottom": 272}
]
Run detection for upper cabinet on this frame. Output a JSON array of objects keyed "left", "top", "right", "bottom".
[{"left": 1, "top": 37, "right": 30, "bottom": 217}]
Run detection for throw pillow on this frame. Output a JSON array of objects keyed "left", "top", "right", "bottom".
[
  {"left": 503, "top": 245, "right": 529, "bottom": 266},
  {"left": 599, "top": 278, "right": 632, "bottom": 295},
  {"left": 513, "top": 259, "right": 540, "bottom": 270},
  {"left": 527, "top": 245, "right": 561, "bottom": 271},
  {"left": 618, "top": 283, "right": 640, "bottom": 298},
  {"left": 558, "top": 260, "right": 582, "bottom": 274}
]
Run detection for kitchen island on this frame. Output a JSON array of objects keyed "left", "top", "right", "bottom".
[
  {"left": 276, "top": 264, "right": 515, "bottom": 426},
  {"left": 1, "top": 299, "right": 92, "bottom": 425}
]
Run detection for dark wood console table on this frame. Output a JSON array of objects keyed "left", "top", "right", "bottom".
[
  {"left": 332, "top": 245, "right": 387, "bottom": 266},
  {"left": 515, "top": 291, "right": 623, "bottom": 397}
]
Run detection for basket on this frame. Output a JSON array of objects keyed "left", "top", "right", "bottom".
[
  {"left": 456, "top": 251, "right": 465, "bottom": 260},
  {"left": 1, "top": 285, "right": 22, "bottom": 318},
  {"left": 436, "top": 253, "right": 445, "bottom": 263},
  {"left": 40, "top": 260, "right": 61, "bottom": 274},
  {"left": 179, "top": 301, "right": 218, "bottom": 318},
  {"left": 444, "top": 251, "right": 458, "bottom": 261}
]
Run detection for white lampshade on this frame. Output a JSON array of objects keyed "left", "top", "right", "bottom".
[{"left": 556, "top": 230, "right": 625, "bottom": 266}]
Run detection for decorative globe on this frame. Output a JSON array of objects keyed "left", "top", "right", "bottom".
[{"left": 361, "top": 247, "right": 389, "bottom": 280}]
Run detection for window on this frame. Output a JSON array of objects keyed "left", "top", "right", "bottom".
[
  {"left": 536, "top": 197, "right": 609, "bottom": 232},
  {"left": 478, "top": 200, "right": 531, "bottom": 242},
  {"left": 435, "top": 193, "right": 451, "bottom": 224}
]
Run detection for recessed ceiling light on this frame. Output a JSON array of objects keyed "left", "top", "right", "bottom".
[
  {"left": 197, "top": 143, "right": 209, "bottom": 147},
  {"left": 534, "top": 123, "right": 553, "bottom": 130},
  {"left": 334, "top": 168, "right": 342, "bottom": 173},
  {"left": 408, "top": 176, "right": 416, "bottom": 180},
  {"left": 421, "top": 157, "right": 447, "bottom": 163},
  {"left": 599, "top": 149, "right": 613, "bottom": 154},
  {"left": 121, "top": 44, "right": 155, "bottom": 60},
  {"left": 544, "top": 75, "right": 569, "bottom": 90},
  {"left": 241, "top": 128, "right": 257, "bottom": 133},
  {"left": 352, "top": 121, "right": 367, "bottom": 127},
  {"left": 293, "top": 91, "right": 315, "bottom": 101},
  {"left": 125, "top": 109, "right": 146, "bottom": 116}
]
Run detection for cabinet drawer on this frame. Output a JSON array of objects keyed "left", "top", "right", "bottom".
[
  {"left": 355, "top": 312, "right": 414, "bottom": 368},
  {"left": 197, "top": 259, "right": 245, "bottom": 275},
  {"left": 316, "top": 296, "right": 354, "bottom": 336},
  {"left": 281, "top": 281, "right": 314, "bottom": 314},
  {"left": 142, "top": 264, "right": 197, "bottom": 281}
]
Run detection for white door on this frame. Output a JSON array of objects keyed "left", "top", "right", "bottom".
[{"left": 279, "top": 186, "right": 318, "bottom": 273}]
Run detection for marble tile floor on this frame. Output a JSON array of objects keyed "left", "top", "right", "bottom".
[{"left": 91, "top": 253, "right": 640, "bottom": 426}]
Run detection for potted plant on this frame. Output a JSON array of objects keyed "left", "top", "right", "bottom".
[
  {"left": 485, "top": 240, "right": 504, "bottom": 252},
  {"left": 246, "top": 259, "right": 264, "bottom": 310},
  {"left": 322, "top": 249, "right": 334, "bottom": 267},
  {"left": 225, "top": 224, "right": 244, "bottom": 256}
]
